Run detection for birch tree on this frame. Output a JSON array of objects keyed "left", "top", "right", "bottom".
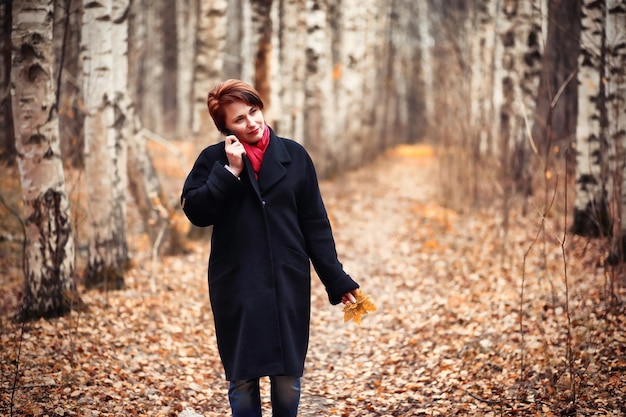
[
  {"left": 416, "top": 0, "right": 434, "bottom": 129},
  {"left": 467, "top": 0, "right": 498, "bottom": 204},
  {"left": 531, "top": 1, "right": 580, "bottom": 157},
  {"left": 11, "top": 0, "right": 78, "bottom": 320},
  {"left": 334, "top": 0, "right": 378, "bottom": 165},
  {"left": 572, "top": 0, "right": 611, "bottom": 237},
  {"left": 125, "top": 1, "right": 181, "bottom": 260},
  {"left": 269, "top": 0, "right": 307, "bottom": 140},
  {"left": 251, "top": 0, "right": 273, "bottom": 104},
  {"left": 376, "top": 0, "right": 412, "bottom": 148},
  {"left": 1, "top": 2, "right": 15, "bottom": 162},
  {"left": 175, "top": 0, "right": 199, "bottom": 137},
  {"left": 608, "top": 0, "right": 626, "bottom": 259},
  {"left": 492, "top": 0, "right": 544, "bottom": 195},
  {"left": 192, "top": 0, "right": 228, "bottom": 137},
  {"left": 304, "top": 0, "right": 335, "bottom": 176},
  {"left": 82, "top": 0, "right": 129, "bottom": 290}
]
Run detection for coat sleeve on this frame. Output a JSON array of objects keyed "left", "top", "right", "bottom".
[
  {"left": 297, "top": 150, "right": 359, "bottom": 304},
  {"left": 181, "top": 147, "right": 246, "bottom": 227}
]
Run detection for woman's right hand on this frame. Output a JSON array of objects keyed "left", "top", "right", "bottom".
[{"left": 225, "top": 135, "right": 245, "bottom": 176}]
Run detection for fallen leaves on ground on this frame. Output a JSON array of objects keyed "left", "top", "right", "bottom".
[{"left": 1, "top": 146, "right": 625, "bottom": 416}]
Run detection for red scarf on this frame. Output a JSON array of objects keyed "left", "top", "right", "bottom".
[{"left": 242, "top": 125, "right": 270, "bottom": 178}]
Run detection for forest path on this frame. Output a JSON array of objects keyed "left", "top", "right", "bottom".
[{"left": 1, "top": 146, "right": 624, "bottom": 416}]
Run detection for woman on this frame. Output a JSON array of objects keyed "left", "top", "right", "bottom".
[{"left": 181, "top": 79, "right": 360, "bottom": 417}]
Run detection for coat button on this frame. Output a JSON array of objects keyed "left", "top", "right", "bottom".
[{"left": 262, "top": 200, "right": 266, "bottom": 206}]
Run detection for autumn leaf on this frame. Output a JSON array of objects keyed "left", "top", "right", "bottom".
[{"left": 343, "top": 289, "right": 377, "bottom": 324}]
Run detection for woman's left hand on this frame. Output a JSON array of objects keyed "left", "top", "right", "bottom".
[{"left": 341, "top": 290, "right": 358, "bottom": 304}]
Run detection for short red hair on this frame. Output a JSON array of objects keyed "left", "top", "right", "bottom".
[{"left": 207, "top": 79, "right": 265, "bottom": 134}]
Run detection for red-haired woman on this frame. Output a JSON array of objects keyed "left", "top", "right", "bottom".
[{"left": 181, "top": 79, "right": 360, "bottom": 417}]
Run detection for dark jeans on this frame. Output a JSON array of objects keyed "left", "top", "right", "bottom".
[{"left": 228, "top": 376, "right": 301, "bottom": 417}]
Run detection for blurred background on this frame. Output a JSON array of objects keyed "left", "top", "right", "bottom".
[{"left": 1, "top": 0, "right": 624, "bottom": 319}]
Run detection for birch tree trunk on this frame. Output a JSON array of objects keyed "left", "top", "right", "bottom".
[
  {"left": 82, "top": 0, "right": 128, "bottom": 290},
  {"left": 376, "top": 0, "right": 410, "bottom": 148},
  {"left": 1, "top": 2, "right": 15, "bottom": 162},
  {"left": 607, "top": 0, "right": 626, "bottom": 260},
  {"left": 467, "top": 0, "right": 497, "bottom": 205},
  {"left": 192, "top": 0, "right": 228, "bottom": 137},
  {"left": 125, "top": 0, "right": 180, "bottom": 258},
  {"left": 334, "top": 0, "right": 378, "bottom": 165},
  {"left": 11, "top": 0, "right": 78, "bottom": 320},
  {"left": 531, "top": 1, "right": 580, "bottom": 157},
  {"left": 416, "top": 0, "right": 434, "bottom": 128},
  {"left": 269, "top": 0, "right": 306, "bottom": 140},
  {"left": 54, "top": 0, "right": 84, "bottom": 166},
  {"left": 251, "top": 0, "right": 273, "bottom": 104},
  {"left": 572, "top": 0, "right": 611, "bottom": 237},
  {"left": 175, "top": 0, "right": 199, "bottom": 137},
  {"left": 493, "top": 0, "right": 544, "bottom": 196},
  {"left": 304, "top": 0, "right": 335, "bottom": 177}
]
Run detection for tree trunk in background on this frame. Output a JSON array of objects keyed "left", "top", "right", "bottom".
[
  {"left": 431, "top": 1, "right": 470, "bottom": 209},
  {"left": 54, "top": 0, "right": 84, "bottom": 166},
  {"left": 531, "top": 0, "right": 580, "bottom": 160},
  {"left": 269, "top": 0, "right": 306, "bottom": 140},
  {"left": 361, "top": 0, "right": 390, "bottom": 148},
  {"left": 376, "top": 0, "right": 408, "bottom": 149},
  {"left": 146, "top": 0, "right": 164, "bottom": 134},
  {"left": 162, "top": 0, "right": 178, "bottom": 135},
  {"left": 192, "top": 0, "right": 228, "bottom": 137},
  {"left": 572, "top": 0, "right": 611, "bottom": 237},
  {"left": 130, "top": 0, "right": 165, "bottom": 135},
  {"left": 175, "top": 0, "right": 198, "bottom": 138},
  {"left": 11, "top": 0, "right": 78, "bottom": 320},
  {"left": 607, "top": 1, "right": 626, "bottom": 261},
  {"left": 126, "top": 1, "right": 180, "bottom": 256},
  {"left": 493, "top": 0, "right": 544, "bottom": 199},
  {"left": 304, "top": 0, "right": 334, "bottom": 176},
  {"left": 468, "top": 0, "right": 497, "bottom": 205},
  {"left": 82, "top": 0, "right": 127, "bottom": 290},
  {"left": 335, "top": 0, "right": 376, "bottom": 165},
  {"left": 251, "top": 0, "right": 273, "bottom": 105},
  {"left": 0, "top": 2, "right": 16, "bottom": 163},
  {"left": 127, "top": 125, "right": 175, "bottom": 254},
  {"left": 416, "top": 0, "right": 434, "bottom": 129}
]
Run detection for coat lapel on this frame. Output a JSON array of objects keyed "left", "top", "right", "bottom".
[{"left": 257, "top": 130, "right": 290, "bottom": 193}]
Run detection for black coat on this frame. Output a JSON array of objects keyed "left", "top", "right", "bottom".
[{"left": 181, "top": 127, "right": 359, "bottom": 381}]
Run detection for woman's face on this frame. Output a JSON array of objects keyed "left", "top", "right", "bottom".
[{"left": 223, "top": 101, "right": 265, "bottom": 144}]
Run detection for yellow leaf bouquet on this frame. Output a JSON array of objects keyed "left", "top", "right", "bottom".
[{"left": 343, "top": 290, "right": 377, "bottom": 324}]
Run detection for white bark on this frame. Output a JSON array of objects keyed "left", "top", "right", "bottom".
[
  {"left": 606, "top": 1, "right": 626, "bottom": 236},
  {"left": 192, "top": 0, "right": 228, "bottom": 137},
  {"left": 469, "top": 0, "right": 497, "bottom": 155},
  {"left": 145, "top": 0, "right": 165, "bottom": 133},
  {"left": 416, "top": 0, "right": 434, "bottom": 125},
  {"left": 335, "top": 0, "right": 367, "bottom": 162},
  {"left": 574, "top": 0, "right": 606, "bottom": 220},
  {"left": 304, "top": 0, "right": 335, "bottom": 176},
  {"left": 82, "top": 0, "right": 127, "bottom": 289},
  {"left": 269, "top": 0, "right": 306, "bottom": 141},
  {"left": 11, "top": 0, "right": 76, "bottom": 318},
  {"left": 492, "top": 0, "right": 543, "bottom": 158},
  {"left": 176, "top": 0, "right": 199, "bottom": 137}
]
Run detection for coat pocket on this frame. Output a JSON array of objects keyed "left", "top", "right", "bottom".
[{"left": 281, "top": 246, "right": 310, "bottom": 279}]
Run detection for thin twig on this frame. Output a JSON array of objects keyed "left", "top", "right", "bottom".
[
  {"left": 463, "top": 388, "right": 503, "bottom": 405},
  {"left": 551, "top": 68, "right": 578, "bottom": 109},
  {"left": 150, "top": 221, "right": 168, "bottom": 293},
  {"left": 140, "top": 127, "right": 183, "bottom": 157}
]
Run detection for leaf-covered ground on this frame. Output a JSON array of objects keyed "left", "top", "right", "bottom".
[{"left": 1, "top": 146, "right": 625, "bottom": 416}]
